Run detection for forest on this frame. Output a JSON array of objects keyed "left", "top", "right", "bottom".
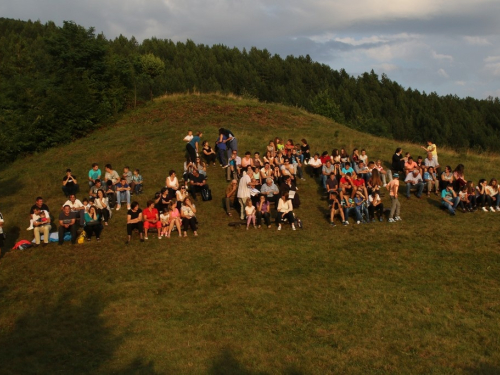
[{"left": 2, "top": 17, "right": 500, "bottom": 164}]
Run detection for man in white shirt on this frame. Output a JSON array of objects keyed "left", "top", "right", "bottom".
[
  {"left": 237, "top": 170, "right": 252, "bottom": 220},
  {"left": 62, "top": 194, "right": 85, "bottom": 225},
  {"left": 404, "top": 169, "right": 424, "bottom": 199}
]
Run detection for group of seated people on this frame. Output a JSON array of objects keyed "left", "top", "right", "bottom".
[
  {"left": 126, "top": 197, "right": 199, "bottom": 243},
  {"left": 28, "top": 194, "right": 107, "bottom": 246}
]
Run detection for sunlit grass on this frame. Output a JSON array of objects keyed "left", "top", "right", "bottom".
[{"left": 0, "top": 93, "right": 499, "bottom": 374}]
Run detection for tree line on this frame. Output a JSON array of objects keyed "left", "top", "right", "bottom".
[{"left": 2, "top": 17, "right": 500, "bottom": 164}]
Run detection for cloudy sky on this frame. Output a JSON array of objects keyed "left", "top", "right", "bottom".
[{"left": 2, "top": 0, "right": 500, "bottom": 99}]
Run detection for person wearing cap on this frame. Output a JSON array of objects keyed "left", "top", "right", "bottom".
[
  {"left": 62, "top": 168, "right": 79, "bottom": 197},
  {"left": 441, "top": 182, "right": 460, "bottom": 215},
  {"left": 404, "top": 169, "right": 424, "bottom": 199},
  {"left": 386, "top": 173, "right": 401, "bottom": 222}
]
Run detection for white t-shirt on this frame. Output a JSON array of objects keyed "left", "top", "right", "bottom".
[
  {"left": 183, "top": 135, "right": 193, "bottom": 142},
  {"left": 63, "top": 199, "right": 84, "bottom": 212},
  {"left": 245, "top": 206, "right": 256, "bottom": 216},
  {"left": 368, "top": 194, "right": 381, "bottom": 206},
  {"left": 309, "top": 158, "right": 322, "bottom": 168},
  {"left": 237, "top": 174, "right": 251, "bottom": 199}
]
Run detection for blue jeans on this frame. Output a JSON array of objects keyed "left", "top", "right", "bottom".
[
  {"left": 406, "top": 182, "right": 424, "bottom": 197},
  {"left": 344, "top": 207, "right": 362, "bottom": 222},
  {"left": 116, "top": 190, "right": 131, "bottom": 206},
  {"left": 442, "top": 197, "right": 460, "bottom": 214},
  {"left": 321, "top": 174, "right": 328, "bottom": 189}
]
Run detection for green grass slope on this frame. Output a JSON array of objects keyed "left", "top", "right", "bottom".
[{"left": 0, "top": 93, "right": 499, "bottom": 374}]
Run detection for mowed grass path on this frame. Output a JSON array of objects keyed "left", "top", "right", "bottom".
[{"left": 0, "top": 94, "right": 499, "bottom": 374}]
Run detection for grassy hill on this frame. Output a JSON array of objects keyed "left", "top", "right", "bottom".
[{"left": 1, "top": 93, "right": 499, "bottom": 374}]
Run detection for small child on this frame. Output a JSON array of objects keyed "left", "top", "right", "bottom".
[
  {"left": 131, "top": 169, "right": 143, "bottom": 195},
  {"left": 267, "top": 140, "right": 275, "bottom": 157},
  {"left": 82, "top": 198, "right": 91, "bottom": 212},
  {"left": 160, "top": 208, "right": 170, "bottom": 237},
  {"left": 245, "top": 200, "right": 256, "bottom": 229},
  {"left": 123, "top": 166, "right": 133, "bottom": 185},
  {"left": 36, "top": 211, "right": 49, "bottom": 226},
  {"left": 183, "top": 130, "right": 193, "bottom": 142}
]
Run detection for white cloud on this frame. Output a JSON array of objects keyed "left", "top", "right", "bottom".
[
  {"left": 432, "top": 51, "right": 453, "bottom": 62},
  {"left": 463, "top": 36, "right": 491, "bottom": 45},
  {"left": 455, "top": 81, "right": 466, "bottom": 86},
  {"left": 376, "top": 63, "right": 399, "bottom": 72},
  {"left": 438, "top": 68, "right": 449, "bottom": 78},
  {"left": 484, "top": 56, "right": 500, "bottom": 63}
]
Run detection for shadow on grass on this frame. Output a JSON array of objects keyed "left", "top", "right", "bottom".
[
  {"left": 0, "top": 176, "right": 23, "bottom": 202},
  {"left": 0, "top": 292, "right": 158, "bottom": 375},
  {"left": 208, "top": 348, "right": 304, "bottom": 375},
  {"left": 0, "top": 225, "right": 20, "bottom": 259},
  {"left": 465, "top": 362, "right": 500, "bottom": 375}
]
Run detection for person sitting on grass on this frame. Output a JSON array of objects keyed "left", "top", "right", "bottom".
[
  {"left": 62, "top": 168, "right": 79, "bottom": 197},
  {"left": 84, "top": 206, "right": 102, "bottom": 242},
  {"left": 181, "top": 198, "right": 198, "bottom": 237},
  {"left": 188, "top": 169, "right": 207, "bottom": 201},
  {"left": 131, "top": 169, "right": 143, "bottom": 195},
  {"left": 326, "top": 173, "right": 339, "bottom": 197},
  {"left": 167, "top": 201, "right": 182, "bottom": 238},
  {"left": 28, "top": 197, "right": 50, "bottom": 230},
  {"left": 160, "top": 208, "right": 170, "bottom": 238},
  {"left": 122, "top": 166, "right": 133, "bottom": 185},
  {"left": 404, "top": 169, "right": 424, "bottom": 199},
  {"left": 115, "top": 177, "right": 131, "bottom": 211},
  {"left": 202, "top": 140, "right": 217, "bottom": 166},
  {"left": 340, "top": 195, "right": 363, "bottom": 225},
  {"left": 441, "top": 182, "right": 460, "bottom": 216},
  {"left": 62, "top": 194, "right": 85, "bottom": 226},
  {"left": 245, "top": 200, "right": 257, "bottom": 230},
  {"left": 465, "top": 181, "right": 478, "bottom": 211},
  {"left": 308, "top": 153, "right": 323, "bottom": 179},
  {"left": 126, "top": 201, "right": 144, "bottom": 244},
  {"left": 89, "top": 179, "right": 104, "bottom": 199},
  {"left": 88, "top": 163, "right": 101, "bottom": 188},
  {"left": 366, "top": 169, "right": 382, "bottom": 196},
  {"left": 321, "top": 160, "right": 335, "bottom": 189},
  {"left": 143, "top": 200, "right": 162, "bottom": 240},
  {"left": 58, "top": 205, "right": 77, "bottom": 246},
  {"left": 354, "top": 191, "right": 370, "bottom": 223},
  {"left": 276, "top": 194, "right": 296, "bottom": 231},
  {"left": 329, "top": 192, "right": 347, "bottom": 227},
  {"left": 32, "top": 207, "right": 51, "bottom": 247},
  {"left": 368, "top": 191, "right": 384, "bottom": 222},
  {"left": 256, "top": 194, "right": 271, "bottom": 228},
  {"left": 94, "top": 189, "right": 111, "bottom": 226},
  {"left": 485, "top": 178, "right": 500, "bottom": 212},
  {"left": 423, "top": 166, "right": 439, "bottom": 196}
]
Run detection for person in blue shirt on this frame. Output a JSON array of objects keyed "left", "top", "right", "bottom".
[
  {"left": 186, "top": 132, "right": 202, "bottom": 163},
  {"left": 441, "top": 182, "right": 460, "bottom": 215},
  {"left": 88, "top": 163, "right": 101, "bottom": 188}
]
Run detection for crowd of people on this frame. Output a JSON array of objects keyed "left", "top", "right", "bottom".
[{"left": 5, "top": 132, "right": 500, "bottom": 251}]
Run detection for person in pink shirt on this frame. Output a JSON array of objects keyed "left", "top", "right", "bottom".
[{"left": 386, "top": 173, "right": 401, "bottom": 223}]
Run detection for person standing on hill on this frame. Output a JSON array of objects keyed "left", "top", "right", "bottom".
[
  {"left": 421, "top": 140, "right": 437, "bottom": 159},
  {"left": 186, "top": 132, "right": 202, "bottom": 163},
  {"left": 391, "top": 148, "right": 406, "bottom": 176},
  {"left": 218, "top": 128, "right": 237, "bottom": 162},
  {"left": 386, "top": 173, "right": 401, "bottom": 223}
]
